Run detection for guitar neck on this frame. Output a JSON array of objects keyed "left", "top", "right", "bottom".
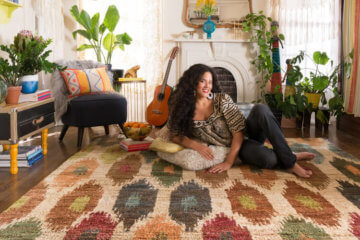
[{"left": 160, "top": 59, "right": 173, "bottom": 94}]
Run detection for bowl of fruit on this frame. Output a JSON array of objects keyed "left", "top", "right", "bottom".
[{"left": 123, "top": 122, "right": 152, "bottom": 141}]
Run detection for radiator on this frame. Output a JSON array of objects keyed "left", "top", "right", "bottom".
[{"left": 119, "top": 80, "right": 147, "bottom": 122}]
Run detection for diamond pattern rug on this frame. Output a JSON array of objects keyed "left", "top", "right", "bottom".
[{"left": 0, "top": 137, "right": 359, "bottom": 239}]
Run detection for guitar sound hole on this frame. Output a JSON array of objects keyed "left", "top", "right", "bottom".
[{"left": 157, "top": 93, "right": 164, "bottom": 101}]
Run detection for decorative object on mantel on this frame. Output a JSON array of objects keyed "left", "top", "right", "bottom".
[
  {"left": 196, "top": 0, "right": 217, "bottom": 39},
  {"left": 185, "top": 0, "right": 253, "bottom": 28},
  {"left": 0, "top": 0, "right": 22, "bottom": 24},
  {"left": 203, "top": 16, "right": 216, "bottom": 39}
]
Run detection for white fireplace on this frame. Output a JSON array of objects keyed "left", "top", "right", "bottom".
[{"left": 175, "top": 39, "right": 259, "bottom": 103}]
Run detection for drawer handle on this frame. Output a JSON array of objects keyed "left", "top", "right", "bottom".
[{"left": 32, "top": 116, "right": 44, "bottom": 125}]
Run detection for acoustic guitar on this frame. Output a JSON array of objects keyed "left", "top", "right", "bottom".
[{"left": 146, "top": 46, "right": 179, "bottom": 126}]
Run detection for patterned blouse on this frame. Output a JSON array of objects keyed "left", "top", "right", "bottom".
[{"left": 192, "top": 93, "right": 246, "bottom": 147}]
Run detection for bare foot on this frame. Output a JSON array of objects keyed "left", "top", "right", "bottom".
[
  {"left": 295, "top": 152, "right": 315, "bottom": 161},
  {"left": 289, "top": 163, "right": 313, "bottom": 178}
]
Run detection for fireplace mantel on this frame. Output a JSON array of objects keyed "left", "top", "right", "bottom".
[{"left": 174, "top": 38, "right": 259, "bottom": 103}]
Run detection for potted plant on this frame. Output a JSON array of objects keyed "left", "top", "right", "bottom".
[
  {"left": 295, "top": 50, "right": 353, "bottom": 126},
  {"left": 70, "top": 5, "right": 132, "bottom": 70},
  {"left": 0, "top": 44, "right": 22, "bottom": 104},
  {"left": 11, "top": 30, "right": 64, "bottom": 93}
]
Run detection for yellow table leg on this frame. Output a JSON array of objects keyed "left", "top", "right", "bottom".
[
  {"left": 3, "top": 144, "right": 9, "bottom": 152},
  {"left": 41, "top": 129, "right": 48, "bottom": 155},
  {"left": 10, "top": 144, "right": 18, "bottom": 175}
]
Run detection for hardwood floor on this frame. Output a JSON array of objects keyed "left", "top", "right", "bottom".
[{"left": 0, "top": 123, "right": 359, "bottom": 213}]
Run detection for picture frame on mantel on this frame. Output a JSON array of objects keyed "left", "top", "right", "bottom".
[{"left": 184, "top": 0, "right": 253, "bottom": 28}]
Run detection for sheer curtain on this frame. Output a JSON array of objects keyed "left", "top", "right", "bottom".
[
  {"left": 80, "top": 0, "right": 163, "bottom": 104},
  {"left": 343, "top": 0, "right": 360, "bottom": 117},
  {"left": 270, "top": 0, "right": 341, "bottom": 101}
]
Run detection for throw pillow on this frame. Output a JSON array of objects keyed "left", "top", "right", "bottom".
[
  {"left": 157, "top": 145, "right": 238, "bottom": 170},
  {"left": 61, "top": 67, "right": 114, "bottom": 98},
  {"left": 149, "top": 138, "right": 184, "bottom": 153}
]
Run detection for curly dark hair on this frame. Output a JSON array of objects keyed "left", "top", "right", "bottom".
[{"left": 168, "top": 64, "right": 221, "bottom": 137}]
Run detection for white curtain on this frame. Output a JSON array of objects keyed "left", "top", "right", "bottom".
[
  {"left": 81, "top": 0, "right": 163, "bottom": 104},
  {"left": 270, "top": 0, "right": 341, "bottom": 95},
  {"left": 31, "top": 0, "right": 67, "bottom": 89}
]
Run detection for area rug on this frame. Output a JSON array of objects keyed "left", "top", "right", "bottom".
[{"left": 0, "top": 137, "right": 359, "bottom": 240}]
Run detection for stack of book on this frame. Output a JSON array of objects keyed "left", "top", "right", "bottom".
[
  {"left": 0, "top": 145, "right": 43, "bottom": 167},
  {"left": 18, "top": 89, "right": 51, "bottom": 103},
  {"left": 120, "top": 137, "right": 153, "bottom": 152}
]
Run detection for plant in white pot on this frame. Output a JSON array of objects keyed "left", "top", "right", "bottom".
[{"left": 11, "top": 30, "right": 63, "bottom": 93}]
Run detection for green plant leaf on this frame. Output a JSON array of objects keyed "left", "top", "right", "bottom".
[
  {"left": 104, "top": 5, "right": 119, "bottom": 32},
  {"left": 313, "top": 51, "right": 329, "bottom": 65},
  {"left": 313, "top": 76, "right": 329, "bottom": 92},
  {"left": 90, "top": 13, "right": 100, "bottom": 41},
  {"left": 99, "top": 23, "right": 107, "bottom": 34},
  {"left": 279, "top": 33, "right": 285, "bottom": 40},
  {"left": 77, "top": 44, "right": 95, "bottom": 51},
  {"left": 116, "top": 33, "right": 132, "bottom": 45},
  {"left": 70, "top": 5, "right": 81, "bottom": 23},
  {"left": 103, "top": 32, "right": 116, "bottom": 52},
  {"left": 72, "top": 30, "right": 91, "bottom": 40},
  {"left": 79, "top": 10, "right": 92, "bottom": 30}
]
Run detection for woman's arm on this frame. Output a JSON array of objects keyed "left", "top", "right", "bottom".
[
  {"left": 171, "top": 136, "right": 214, "bottom": 161},
  {"left": 208, "top": 131, "right": 244, "bottom": 173}
]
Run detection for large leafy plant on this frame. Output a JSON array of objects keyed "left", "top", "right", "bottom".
[
  {"left": 0, "top": 45, "right": 21, "bottom": 86},
  {"left": 0, "top": 30, "right": 63, "bottom": 86},
  {"left": 295, "top": 50, "right": 353, "bottom": 122},
  {"left": 71, "top": 5, "right": 132, "bottom": 65},
  {"left": 11, "top": 30, "right": 63, "bottom": 76}
]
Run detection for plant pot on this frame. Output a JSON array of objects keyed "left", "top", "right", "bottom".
[
  {"left": 111, "top": 69, "right": 124, "bottom": 83},
  {"left": 0, "top": 80, "right": 7, "bottom": 105},
  {"left": 20, "top": 74, "right": 38, "bottom": 93},
  {"left": 5, "top": 86, "right": 22, "bottom": 104},
  {"left": 270, "top": 108, "right": 282, "bottom": 127},
  {"left": 304, "top": 92, "right": 321, "bottom": 109},
  {"left": 296, "top": 111, "right": 304, "bottom": 129},
  {"left": 303, "top": 110, "right": 312, "bottom": 128},
  {"left": 315, "top": 108, "right": 330, "bottom": 131},
  {"left": 106, "top": 64, "right": 112, "bottom": 71},
  {"left": 281, "top": 117, "right": 296, "bottom": 128}
]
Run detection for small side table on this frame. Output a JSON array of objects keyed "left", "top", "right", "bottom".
[{"left": 0, "top": 98, "right": 55, "bottom": 174}]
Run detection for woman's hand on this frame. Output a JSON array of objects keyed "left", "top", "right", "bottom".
[
  {"left": 195, "top": 143, "right": 214, "bottom": 161},
  {"left": 208, "top": 162, "right": 232, "bottom": 173}
]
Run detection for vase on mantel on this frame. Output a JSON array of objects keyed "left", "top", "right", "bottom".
[{"left": 203, "top": 16, "right": 216, "bottom": 39}]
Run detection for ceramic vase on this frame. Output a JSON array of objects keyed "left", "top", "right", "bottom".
[
  {"left": 0, "top": 80, "right": 7, "bottom": 105},
  {"left": 203, "top": 16, "right": 216, "bottom": 39},
  {"left": 20, "top": 74, "right": 38, "bottom": 93}
]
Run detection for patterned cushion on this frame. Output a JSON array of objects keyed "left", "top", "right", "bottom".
[{"left": 61, "top": 67, "right": 114, "bottom": 98}]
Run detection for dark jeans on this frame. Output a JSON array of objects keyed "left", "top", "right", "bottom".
[{"left": 238, "top": 104, "right": 296, "bottom": 169}]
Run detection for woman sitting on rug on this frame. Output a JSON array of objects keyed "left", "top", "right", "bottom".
[{"left": 168, "top": 64, "right": 315, "bottom": 178}]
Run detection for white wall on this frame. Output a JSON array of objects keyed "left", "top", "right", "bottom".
[
  {"left": 0, "top": 0, "right": 78, "bottom": 61},
  {"left": 162, "top": 0, "right": 269, "bottom": 87}
]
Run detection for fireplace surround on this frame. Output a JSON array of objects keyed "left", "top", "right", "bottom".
[{"left": 175, "top": 39, "right": 259, "bottom": 103}]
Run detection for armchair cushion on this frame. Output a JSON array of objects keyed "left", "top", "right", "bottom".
[{"left": 61, "top": 67, "right": 114, "bottom": 98}]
